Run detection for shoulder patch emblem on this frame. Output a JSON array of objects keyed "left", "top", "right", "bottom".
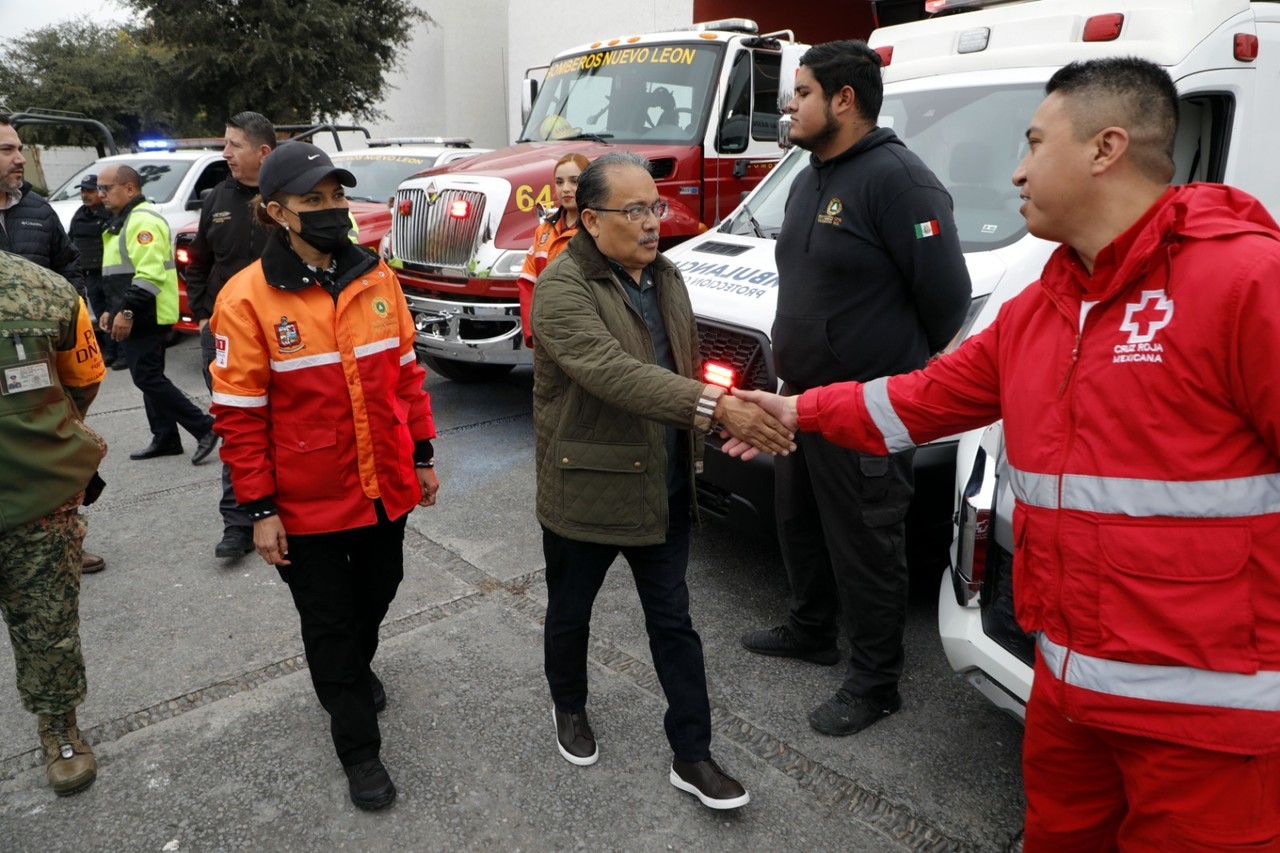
[
  {"left": 372, "top": 297, "right": 390, "bottom": 318},
  {"left": 136, "top": 230, "right": 154, "bottom": 245}
]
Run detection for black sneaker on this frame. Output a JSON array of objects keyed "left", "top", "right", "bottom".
[
  {"left": 371, "top": 672, "right": 387, "bottom": 714},
  {"left": 808, "top": 689, "right": 902, "bottom": 736},
  {"left": 552, "top": 707, "right": 598, "bottom": 766},
  {"left": 214, "top": 526, "right": 254, "bottom": 558},
  {"left": 343, "top": 757, "right": 396, "bottom": 810},
  {"left": 741, "top": 625, "right": 840, "bottom": 665},
  {"left": 669, "top": 757, "right": 750, "bottom": 809}
]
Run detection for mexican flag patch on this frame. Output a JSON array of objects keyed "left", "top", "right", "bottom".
[{"left": 914, "top": 219, "right": 940, "bottom": 239}]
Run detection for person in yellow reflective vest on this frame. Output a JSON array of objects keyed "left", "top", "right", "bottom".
[{"left": 97, "top": 164, "right": 218, "bottom": 464}]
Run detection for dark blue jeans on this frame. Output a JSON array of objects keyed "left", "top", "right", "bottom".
[{"left": 542, "top": 488, "right": 711, "bottom": 762}]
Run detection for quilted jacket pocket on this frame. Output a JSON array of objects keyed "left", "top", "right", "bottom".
[{"left": 556, "top": 439, "right": 647, "bottom": 530}]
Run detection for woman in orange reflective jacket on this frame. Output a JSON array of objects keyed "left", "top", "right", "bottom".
[
  {"left": 517, "top": 152, "right": 589, "bottom": 348},
  {"left": 208, "top": 142, "right": 437, "bottom": 812}
]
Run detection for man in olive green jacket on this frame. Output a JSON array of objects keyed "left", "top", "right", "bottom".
[{"left": 531, "top": 152, "right": 793, "bottom": 811}]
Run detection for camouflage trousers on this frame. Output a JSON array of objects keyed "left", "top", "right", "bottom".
[{"left": 0, "top": 494, "right": 88, "bottom": 715}]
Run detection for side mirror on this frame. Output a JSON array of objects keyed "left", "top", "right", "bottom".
[{"left": 521, "top": 78, "right": 539, "bottom": 126}]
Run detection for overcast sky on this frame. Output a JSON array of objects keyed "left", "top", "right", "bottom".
[{"left": 2, "top": 0, "right": 131, "bottom": 42}]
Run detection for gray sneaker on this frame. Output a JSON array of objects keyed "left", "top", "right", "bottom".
[{"left": 808, "top": 689, "right": 902, "bottom": 736}]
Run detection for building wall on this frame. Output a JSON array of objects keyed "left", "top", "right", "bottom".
[{"left": 342, "top": 1, "right": 875, "bottom": 150}]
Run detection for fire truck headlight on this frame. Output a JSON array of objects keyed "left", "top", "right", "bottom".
[{"left": 492, "top": 250, "right": 527, "bottom": 279}]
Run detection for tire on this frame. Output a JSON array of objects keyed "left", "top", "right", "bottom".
[{"left": 421, "top": 355, "right": 515, "bottom": 383}]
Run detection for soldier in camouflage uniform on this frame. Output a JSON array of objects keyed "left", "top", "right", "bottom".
[{"left": 0, "top": 249, "right": 107, "bottom": 795}]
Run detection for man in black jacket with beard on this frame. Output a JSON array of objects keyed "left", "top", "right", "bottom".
[
  {"left": 0, "top": 118, "right": 84, "bottom": 295},
  {"left": 740, "top": 41, "right": 971, "bottom": 736},
  {"left": 184, "top": 111, "right": 275, "bottom": 559}
]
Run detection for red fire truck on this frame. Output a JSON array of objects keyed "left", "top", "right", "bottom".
[{"left": 385, "top": 18, "right": 803, "bottom": 381}]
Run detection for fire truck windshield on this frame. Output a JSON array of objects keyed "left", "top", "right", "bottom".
[{"left": 520, "top": 41, "right": 725, "bottom": 145}]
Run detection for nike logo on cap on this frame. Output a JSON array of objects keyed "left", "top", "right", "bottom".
[{"left": 307, "top": 154, "right": 321, "bottom": 160}]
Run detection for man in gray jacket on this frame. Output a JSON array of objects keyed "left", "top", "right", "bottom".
[{"left": 531, "top": 151, "right": 794, "bottom": 811}]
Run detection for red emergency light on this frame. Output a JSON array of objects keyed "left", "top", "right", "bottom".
[
  {"left": 1235, "top": 33, "right": 1259, "bottom": 61},
  {"left": 1082, "top": 13, "right": 1124, "bottom": 42},
  {"left": 874, "top": 46, "right": 894, "bottom": 67},
  {"left": 703, "top": 361, "right": 736, "bottom": 389},
  {"left": 174, "top": 246, "right": 190, "bottom": 266},
  {"left": 448, "top": 199, "right": 470, "bottom": 219}
]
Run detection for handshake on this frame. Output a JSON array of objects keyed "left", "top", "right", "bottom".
[{"left": 713, "top": 389, "right": 801, "bottom": 462}]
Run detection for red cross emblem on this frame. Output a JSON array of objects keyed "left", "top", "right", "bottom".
[{"left": 1119, "top": 290, "right": 1174, "bottom": 344}]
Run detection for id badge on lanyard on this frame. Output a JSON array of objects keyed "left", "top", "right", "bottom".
[{"left": 1, "top": 332, "right": 54, "bottom": 395}]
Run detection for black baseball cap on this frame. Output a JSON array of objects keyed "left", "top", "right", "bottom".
[
  {"left": 258, "top": 141, "right": 356, "bottom": 198},
  {"left": 78, "top": 173, "right": 98, "bottom": 190}
]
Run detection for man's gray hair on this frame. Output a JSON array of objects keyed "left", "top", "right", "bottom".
[{"left": 576, "top": 151, "right": 651, "bottom": 213}]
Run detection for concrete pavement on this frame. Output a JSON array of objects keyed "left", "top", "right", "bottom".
[{"left": 0, "top": 336, "right": 1025, "bottom": 852}]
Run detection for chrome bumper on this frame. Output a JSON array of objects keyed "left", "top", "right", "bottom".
[{"left": 403, "top": 293, "right": 531, "bottom": 365}]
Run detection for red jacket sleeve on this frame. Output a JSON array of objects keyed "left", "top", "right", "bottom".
[
  {"left": 208, "top": 290, "right": 276, "bottom": 505},
  {"left": 393, "top": 278, "right": 435, "bottom": 442}
]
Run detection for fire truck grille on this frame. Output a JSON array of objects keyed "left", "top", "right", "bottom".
[
  {"left": 393, "top": 188, "right": 487, "bottom": 268},
  {"left": 695, "top": 321, "right": 774, "bottom": 392}
]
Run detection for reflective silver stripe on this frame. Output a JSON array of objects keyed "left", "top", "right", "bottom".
[
  {"left": 269, "top": 351, "right": 343, "bottom": 372},
  {"left": 130, "top": 277, "right": 161, "bottom": 296},
  {"left": 1010, "top": 466, "right": 1280, "bottom": 517},
  {"left": 862, "top": 377, "right": 915, "bottom": 453},
  {"left": 102, "top": 262, "right": 133, "bottom": 276},
  {"left": 353, "top": 337, "right": 400, "bottom": 358},
  {"left": 113, "top": 229, "right": 136, "bottom": 274},
  {"left": 399, "top": 350, "right": 416, "bottom": 366},
  {"left": 211, "top": 391, "right": 267, "bottom": 408},
  {"left": 1038, "top": 634, "right": 1280, "bottom": 712}
]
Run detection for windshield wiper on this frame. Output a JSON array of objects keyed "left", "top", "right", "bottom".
[
  {"left": 559, "top": 132, "right": 614, "bottom": 143},
  {"left": 739, "top": 202, "right": 766, "bottom": 239}
]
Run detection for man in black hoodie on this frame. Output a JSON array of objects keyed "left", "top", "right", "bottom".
[
  {"left": 184, "top": 111, "right": 275, "bottom": 559},
  {"left": 740, "top": 41, "right": 971, "bottom": 736}
]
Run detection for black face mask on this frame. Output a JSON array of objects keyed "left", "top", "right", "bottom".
[{"left": 287, "top": 206, "right": 350, "bottom": 254}]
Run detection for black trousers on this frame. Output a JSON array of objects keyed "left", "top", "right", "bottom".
[
  {"left": 276, "top": 502, "right": 407, "bottom": 766},
  {"left": 201, "top": 324, "right": 251, "bottom": 529},
  {"left": 121, "top": 326, "right": 213, "bottom": 444},
  {"left": 775, "top": 430, "right": 915, "bottom": 699},
  {"left": 542, "top": 489, "right": 712, "bottom": 762}
]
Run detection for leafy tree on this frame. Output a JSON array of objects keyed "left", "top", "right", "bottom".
[
  {"left": 127, "top": 0, "right": 431, "bottom": 133},
  {"left": 0, "top": 21, "right": 177, "bottom": 147}
]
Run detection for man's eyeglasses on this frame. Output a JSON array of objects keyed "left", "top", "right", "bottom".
[
  {"left": 592, "top": 201, "right": 668, "bottom": 223},
  {"left": 95, "top": 184, "right": 115, "bottom": 193}
]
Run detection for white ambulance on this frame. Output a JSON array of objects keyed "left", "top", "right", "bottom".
[{"left": 673, "top": 0, "right": 1280, "bottom": 717}]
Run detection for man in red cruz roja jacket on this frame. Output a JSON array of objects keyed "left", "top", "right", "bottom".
[{"left": 727, "top": 58, "right": 1280, "bottom": 850}]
